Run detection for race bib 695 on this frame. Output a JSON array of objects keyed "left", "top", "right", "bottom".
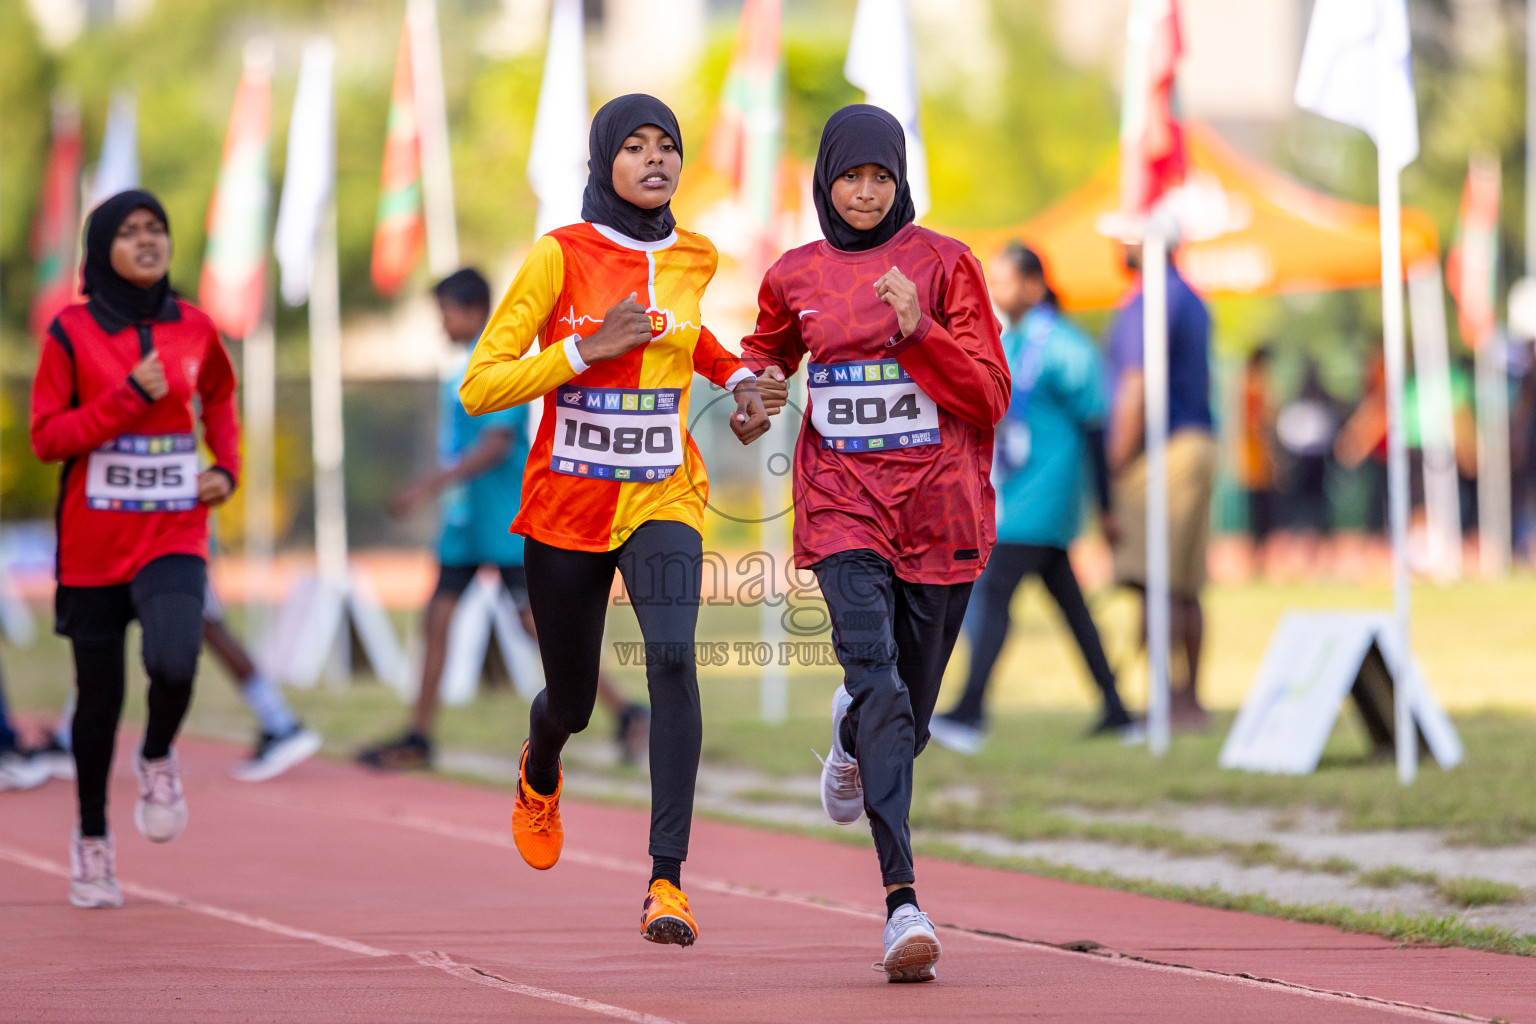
[
  {"left": 550, "top": 385, "right": 685, "bottom": 481},
  {"left": 85, "top": 433, "right": 201, "bottom": 512},
  {"left": 807, "top": 359, "right": 941, "bottom": 452}
]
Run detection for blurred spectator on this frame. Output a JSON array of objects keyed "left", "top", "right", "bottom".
[
  {"left": 1276, "top": 359, "right": 1340, "bottom": 555},
  {"left": 1236, "top": 347, "right": 1278, "bottom": 557},
  {"left": 1104, "top": 235, "right": 1215, "bottom": 733},
  {"left": 0, "top": 668, "right": 49, "bottom": 791},
  {"left": 930, "top": 244, "right": 1132, "bottom": 755},
  {"left": 1335, "top": 351, "right": 1389, "bottom": 536}
]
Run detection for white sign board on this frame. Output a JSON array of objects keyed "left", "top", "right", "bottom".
[{"left": 1220, "top": 612, "right": 1462, "bottom": 775}]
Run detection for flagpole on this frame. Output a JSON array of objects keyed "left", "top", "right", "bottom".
[
  {"left": 242, "top": 296, "right": 277, "bottom": 640},
  {"left": 1142, "top": 209, "right": 1171, "bottom": 758},
  {"left": 1375, "top": 85, "right": 1415, "bottom": 786}
]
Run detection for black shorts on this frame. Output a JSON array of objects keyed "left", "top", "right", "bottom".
[
  {"left": 55, "top": 554, "right": 208, "bottom": 643},
  {"left": 433, "top": 564, "right": 528, "bottom": 611}
]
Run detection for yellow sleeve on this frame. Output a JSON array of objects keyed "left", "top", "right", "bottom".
[{"left": 460, "top": 235, "right": 580, "bottom": 414}]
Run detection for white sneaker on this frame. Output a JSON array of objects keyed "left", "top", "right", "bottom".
[
  {"left": 33, "top": 738, "right": 76, "bottom": 781},
  {"left": 0, "top": 749, "right": 50, "bottom": 791},
  {"left": 70, "top": 831, "right": 123, "bottom": 908},
  {"left": 878, "top": 904, "right": 941, "bottom": 982},
  {"left": 231, "top": 726, "right": 322, "bottom": 783},
  {"left": 134, "top": 752, "right": 188, "bottom": 842},
  {"left": 816, "top": 684, "right": 863, "bottom": 824},
  {"left": 927, "top": 714, "right": 985, "bottom": 755}
]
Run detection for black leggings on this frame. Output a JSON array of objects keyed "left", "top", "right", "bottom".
[
  {"left": 813, "top": 549, "right": 971, "bottom": 887},
  {"left": 523, "top": 520, "right": 703, "bottom": 865},
  {"left": 946, "top": 543, "right": 1125, "bottom": 726},
  {"left": 56, "top": 555, "right": 206, "bottom": 837}
]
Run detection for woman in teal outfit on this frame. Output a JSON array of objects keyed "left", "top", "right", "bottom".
[{"left": 930, "top": 244, "right": 1134, "bottom": 753}]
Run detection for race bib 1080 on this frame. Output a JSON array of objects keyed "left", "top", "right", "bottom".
[
  {"left": 85, "top": 433, "right": 200, "bottom": 511},
  {"left": 807, "top": 359, "right": 941, "bottom": 452},
  {"left": 550, "top": 385, "right": 685, "bottom": 481}
]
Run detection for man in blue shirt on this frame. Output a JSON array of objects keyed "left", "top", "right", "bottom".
[
  {"left": 356, "top": 270, "right": 649, "bottom": 770},
  {"left": 1104, "top": 236, "right": 1217, "bottom": 731},
  {"left": 930, "top": 245, "right": 1133, "bottom": 755}
]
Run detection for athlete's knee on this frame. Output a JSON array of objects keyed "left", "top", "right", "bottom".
[{"left": 142, "top": 636, "right": 200, "bottom": 685}]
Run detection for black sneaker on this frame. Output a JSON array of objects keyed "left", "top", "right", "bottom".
[
  {"left": 1085, "top": 706, "right": 1137, "bottom": 739},
  {"left": 615, "top": 704, "right": 649, "bottom": 766},
  {"left": 232, "top": 725, "right": 323, "bottom": 782},
  {"left": 355, "top": 731, "right": 434, "bottom": 772}
]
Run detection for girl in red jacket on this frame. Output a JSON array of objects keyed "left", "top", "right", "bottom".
[
  {"left": 31, "top": 190, "right": 241, "bottom": 909},
  {"left": 741, "top": 106, "right": 1009, "bottom": 981}
]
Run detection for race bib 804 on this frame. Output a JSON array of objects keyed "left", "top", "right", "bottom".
[
  {"left": 550, "top": 385, "right": 685, "bottom": 481},
  {"left": 807, "top": 359, "right": 941, "bottom": 452},
  {"left": 85, "top": 433, "right": 200, "bottom": 512}
]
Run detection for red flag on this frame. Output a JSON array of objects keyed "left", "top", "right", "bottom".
[
  {"left": 1119, "top": 0, "right": 1186, "bottom": 216},
  {"left": 1446, "top": 153, "right": 1500, "bottom": 350},
  {"left": 199, "top": 47, "right": 273, "bottom": 340},
  {"left": 30, "top": 100, "right": 82, "bottom": 339},
  {"left": 372, "top": 19, "right": 425, "bottom": 298}
]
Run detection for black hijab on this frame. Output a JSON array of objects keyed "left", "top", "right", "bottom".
[
  {"left": 83, "top": 189, "right": 175, "bottom": 325},
  {"left": 813, "top": 105, "right": 916, "bottom": 253},
  {"left": 580, "top": 94, "right": 683, "bottom": 243}
]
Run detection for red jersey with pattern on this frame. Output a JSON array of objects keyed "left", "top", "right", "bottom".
[
  {"left": 740, "top": 224, "right": 1009, "bottom": 585},
  {"left": 31, "top": 299, "right": 241, "bottom": 587}
]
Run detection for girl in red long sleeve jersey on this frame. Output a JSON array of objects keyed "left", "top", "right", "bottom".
[
  {"left": 741, "top": 106, "right": 1009, "bottom": 981},
  {"left": 30, "top": 191, "right": 241, "bottom": 909}
]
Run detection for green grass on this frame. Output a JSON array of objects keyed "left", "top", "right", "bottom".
[
  {"left": 1438, "top": 877, "right": 1526, "bottom": 908},
  {"left": 1358, "top": 864, "right": 1439, "bottom": 889}
]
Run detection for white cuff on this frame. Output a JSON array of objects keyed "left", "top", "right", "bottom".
[
  {"left": 724, "top": 367, "right": 756, "bottom": 392},
  {"left": 563, "top": 334, "right": 589, "bottom": 375}
]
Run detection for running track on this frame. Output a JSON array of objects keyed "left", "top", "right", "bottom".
[{"left": 2, "top": 738, "right": 1531, "bottom": 1023}]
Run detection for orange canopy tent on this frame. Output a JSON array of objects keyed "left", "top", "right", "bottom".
[{"left": 942, "top": 122, "right": 1440, "bottom": 312}]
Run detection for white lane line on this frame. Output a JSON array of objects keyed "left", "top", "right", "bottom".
[
  {"left": 411, "top": 952, "right": 684, "bottom": 1024},
  {"left": 297, "top": 806, "right": 1489, "bottom": 1024},
  {"left": 0, "top": 843, "right": 685, "bottom": 1024}
]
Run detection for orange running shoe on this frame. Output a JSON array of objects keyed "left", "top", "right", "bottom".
[
  {"left": 511, "top": 741, "right": 563, "bottom": 870},
  {"left": 641, "top": 880, "right": 698, "bottom": 947}
]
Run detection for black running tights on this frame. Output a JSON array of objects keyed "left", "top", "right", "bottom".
[
  {"left": 523, "top": 521, "right": 703, "bottom": 866},
  {"left": 58, "top": 555, "right": 206, "bottom": 837}
]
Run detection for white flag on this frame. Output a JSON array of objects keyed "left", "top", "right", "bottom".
[
  {"left": 274, "top": 38, "right": 336, "bottom": 307},
  {"left": 1295, "top": 0, "right": 1418, "bottom": 170},
  {"left": 88, "top": 91, "right": 139, "bottom": 210},
  {"left": 527, "top": 0, "right": 588, "bottom": 237},
  {"left": 844, "top": 0, "right": 929, "bottom": 219}
]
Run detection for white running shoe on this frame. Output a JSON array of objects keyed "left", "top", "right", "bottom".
[
  {"left": 0, "top": 749, "right": 50, "bottom": 791},
  {"left": 878, "top": 904, "right": 941, "bottom": 982},
  {"left": 816, "top": 684, "right": 863, "bottom": 824},
  {"left": 69, "top": 831, "right": 123, "bottom": 908},
  {"left": 32, "top": 737, "right": 76, "bottom": 781},
  {"left": 231, "top": 726, "right": 322, "bottom": 783},
  {"left": 134, "top": 752, "right": 188, "bottom": 842},
  {"left": 927, "top": 714, "right": 985, "bottom": 755}
]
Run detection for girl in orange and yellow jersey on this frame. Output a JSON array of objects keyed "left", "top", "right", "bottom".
[{"left": 460, "top": 94, "right": 769, "bottom": 947}]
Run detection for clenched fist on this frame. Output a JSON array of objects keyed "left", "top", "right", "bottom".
[
  {"left": 130, "top": 350, "right": 168, "bottom": 401},
  {"left": 577, "top": 293, "right": 653, "bottom": 364}
]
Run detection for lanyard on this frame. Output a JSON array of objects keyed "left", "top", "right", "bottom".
[{"left": 1007, "top": 307, "right": 1054, "bottom": 422}]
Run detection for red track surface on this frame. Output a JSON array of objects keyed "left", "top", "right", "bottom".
[{"left": 3, "top": 737, "right": 1531, "bottom": 1023}]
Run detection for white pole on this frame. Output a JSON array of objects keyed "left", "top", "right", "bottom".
[
  {"left": 759, "top": 387, "right": 791, "bottom": 725},
  {"left": 310, "top": 204, "right": 349, "bottom": 589},
  {"left": 408, "top": 0, "right": 459, "bottom": 276},
  {"left": 1406, "top": 261, "right": 1461, "bottom": 579},
  {"left": 242, "top": 306, "right": 277, "bottom": 638},
  {"left": 1377, "top": 139, "right": 1415, "bottom": 787},
  {"left": 1142, "top": 213, "right": 1171, "bottom": 758},
  {"left": 1476, "top": 336, "right": 1511, "bottom": 578}
]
